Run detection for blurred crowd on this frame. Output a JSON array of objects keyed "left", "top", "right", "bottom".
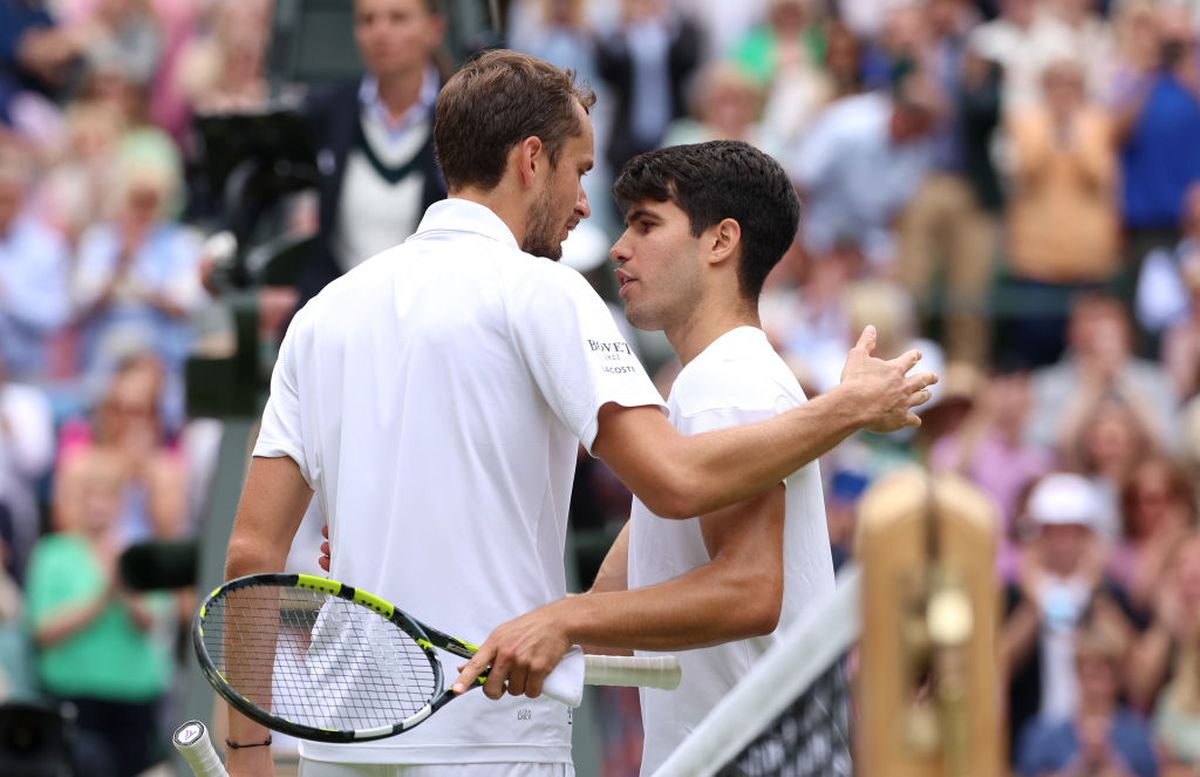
[{"left": 2, "top": 0, "right": 1200, "bottom": 773}]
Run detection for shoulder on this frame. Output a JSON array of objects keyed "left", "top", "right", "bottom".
[{"left": 673, "top": 331, "right": 804, "bottom": 419}]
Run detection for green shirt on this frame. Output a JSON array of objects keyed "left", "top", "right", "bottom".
[
  {"left": 731, "top": 25, "right": 826, "bottom": 88},
  {"left": 26, "top": 534, "right": 173, "bottom": 701}
]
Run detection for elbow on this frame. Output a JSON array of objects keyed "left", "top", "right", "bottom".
[
  {"left": 224, "top": 537, "right": 276, "bottom": 580},
  {"left": 643, "top": 491, "right": 697, "bottom": 520},
  {"left": 723, "top": 573, "right": 783, "bottom": 639}
]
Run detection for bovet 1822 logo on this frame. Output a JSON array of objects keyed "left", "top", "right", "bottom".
[{"left": 588, "top": 339, "right": 633, "bottom": 356}]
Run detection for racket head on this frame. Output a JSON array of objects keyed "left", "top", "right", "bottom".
[{"left": 193, "top": 573, "right": 448, "bottom": 742}]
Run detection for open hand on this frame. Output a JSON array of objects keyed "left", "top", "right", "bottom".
[{"left": 839, "top": 326, "right": 938, "bottom": 433}]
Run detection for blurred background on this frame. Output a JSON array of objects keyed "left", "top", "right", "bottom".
[{"left": 2, "top": 0, "right": 1200, "bottom": 774}]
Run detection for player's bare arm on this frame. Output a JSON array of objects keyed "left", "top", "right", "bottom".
[
  {"left": 222, "top": 454, "right": 312, "bottom": 777},
  {"left": 455, "top": 484, "right": 786, "bottom": 699},
  {"left": 594, "top": 325, "right": 935, "bottom": 520}
]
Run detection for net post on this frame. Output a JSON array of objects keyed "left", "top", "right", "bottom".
[{"left": 857, "top": 467, "right": 1001, "bottom": 777}]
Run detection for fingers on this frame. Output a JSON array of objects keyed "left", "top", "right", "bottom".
[
  {"left": 854, "top": 325, "right": 877, "bottom": 355},
  {"left": 318, "top": 554, "right": 329, "bottom": 572},
  {"left": 453, "top": 646, "right": 493, "bottom": 696},
  {"left": 891, "top": 348, "right": 923, "bottom": 375},
  {"left": 906, "top": 389, "right": 934, "bottom": 409},
  {"left": 321, "top": 524, "right": 328, "bottom": 539},
  {"left": 505, "top": 664, "right": 528, "bottom": 698},
  {"left": 905, "top": 370, "right": 939, "bottom": 390},
  {"left": 481, "top": 649, "right": 510, "bottom": 700}
]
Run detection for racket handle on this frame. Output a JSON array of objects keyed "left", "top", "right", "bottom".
[
  {"left": 173, "top": 720, "right": 229, "bottom": 777},
  {"left": 583, "top": 654, "right": 681, "bottom": 690}
]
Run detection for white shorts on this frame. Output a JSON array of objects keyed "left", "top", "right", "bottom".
[{"left": 297, "top": 760, "right": 575, "bottom": 777}]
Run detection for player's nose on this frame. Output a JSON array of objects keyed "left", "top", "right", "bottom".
[
  {"left": 610, "top": 235, "right": 630, "bottom": 264},
  {"left": 576, "top": 187, "right": 591, "bottom": 219}
]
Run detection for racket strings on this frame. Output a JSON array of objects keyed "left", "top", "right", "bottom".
[{"left": 202, "top": 586, "right": 438, "bottom": 732}]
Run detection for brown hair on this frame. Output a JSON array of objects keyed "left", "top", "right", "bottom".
[
  {"left": 1119, "top": 455, "right": 1196, "bottom": 540},
  {"left": 434, "top": 49, "right": 596, "bottom": 192}
]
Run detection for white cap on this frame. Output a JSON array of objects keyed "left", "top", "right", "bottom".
[{"left": 1027, "top": 473, "right": 1099, "bottom": 528}]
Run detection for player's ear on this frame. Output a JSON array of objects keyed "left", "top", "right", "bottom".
[
  {"left": 708, "top": 218, "right": 741, "bottom": 267},
  {"left": 514, "top": 137, "right": 544, "bottom": 189}
]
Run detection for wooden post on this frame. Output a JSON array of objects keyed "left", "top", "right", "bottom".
[{"left": 856, "top": 467, "right": 1001, "bottom": 777}]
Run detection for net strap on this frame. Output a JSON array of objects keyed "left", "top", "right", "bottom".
[{"left": 651, "top": 565, "right": 862, "bottom": 777}]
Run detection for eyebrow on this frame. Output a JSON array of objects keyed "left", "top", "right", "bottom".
[{"left": 624, "top": 208, "right": 661, "bottom": 227}]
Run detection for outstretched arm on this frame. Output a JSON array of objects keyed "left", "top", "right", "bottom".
[
  {"left": 455, "top": 484, "right": 787, "bottom": 700},
  {"left": 594, "top": 326, "right": 935, "bottom": 519}
]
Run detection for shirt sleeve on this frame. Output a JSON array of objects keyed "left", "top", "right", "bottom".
[
  {"left": 508, "top": 264, "right": 665, "bottom": 453},
  {"left": 253, "top": 309, "right": 313, "bottom": 486}
]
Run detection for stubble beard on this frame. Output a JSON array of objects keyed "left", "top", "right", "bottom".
[{"left": 521, "top": 187, "right": 565, "bottom": 260}]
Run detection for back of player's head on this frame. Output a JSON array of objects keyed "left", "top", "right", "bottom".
[
  {"left": 435, "top": 49, "right": 596, "bottom": 192},
  {"left": 612, "top": 141, "right": 800, "bottom": 301}
]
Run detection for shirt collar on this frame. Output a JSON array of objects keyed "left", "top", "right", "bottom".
[
  {"left": 358, "top": 67, "right": 439, "bottom": 136},
  {"left": 410, "top": 198, "right": 521, "bottom": 250}
]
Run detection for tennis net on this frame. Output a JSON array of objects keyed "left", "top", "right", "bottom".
[{"left": 651, "top": 566, "right": 861, "bottom": 777}]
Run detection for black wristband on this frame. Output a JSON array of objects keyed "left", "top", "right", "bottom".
[{"left": 225, "top": 736, "right": 272, "bottom": 750}]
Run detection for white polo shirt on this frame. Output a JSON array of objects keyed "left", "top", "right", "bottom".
[
  {"left": 254, "top": 198, "right": 664, "bottom": 765},
  {"left": 626, "top": 327, "right": 835, "bottom": 775}
]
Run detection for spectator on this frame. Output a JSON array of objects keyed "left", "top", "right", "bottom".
[
  {"left": 27, "top": 447, "right": 175, "bottom": 777},
  {"left": 30, "top": 100, "right": 125, "bottom": 247},
  {"left": 0, "top": 139, "right": 70, "bottom": 384},
  {"left": 1061, "top": 394, "right": 1157, "bottom": 542},
  {"left": 71, "top": 139, "right": 203, "bottom": 408},
  {"left": 1111, "top": 3, "right": 1200, "bottom": 287},
  {"left": 930, "top": 360, "right": 1055, "bottom": 580},
  {"left": 1109, "top": 456, "right": 1195, "bottom": 614},
  {"left": 0, "top": 0, "right": 86, "bottom": 122},
  {"left": 969, "top": 0, "right": 1077, "bottom": 117},
  {"left": 78, "top": 0, "right": 163, "bottom": 91},
  {"left": 0, "top": 354, "right": 55, "bottom": 584},
  {"left": 1030, "top": 294, "right": 1177, "bottom": 453},
  {"left": 293, "top": 0, "right": 449, "bottom": 307},
  {"left": 822, "top": 20, "right": 866, "bottom": 101},
  {"left": 1137, "top": 183, "right": 1200, "bottom": 396},
  {"left": 1016, "top": 627, "right": 1158, "bottom": 777},
  {"left": 791, "top": 65, "right": 939, "bottom": 269},
  {"left": 730, "top": 0, "right": 824, "bottom": 90},
  {"left": 1138, "top": 534, "right": 1200, "bottom": 768},
  {"left": 661, "top": 62, "right": 771, "bottom": 149},
  {"left": 55, "top": 354, "right": 187, "bottom": 546},
  {"left": 896, "top": 0, "right": 1002, "bottom": 368},
  {"left": 596, "top": 0, "right": 701, "bottom": 174},
  {"left": 1002, "top": 472, "right": 1140, "bottom": 761},
  {"left": 1004, "top": 58, "right": 1120, "bottom": 364},
  {"left": 173, "top": 0, "right": 270, "bottom": 115}
]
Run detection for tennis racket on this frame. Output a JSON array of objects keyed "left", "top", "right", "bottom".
[
  {"left": 173, "top": 720, "right": 228, "bottom": 777},
  {"left": 194, "top": 572, "right": 681, "bottom": 743}
]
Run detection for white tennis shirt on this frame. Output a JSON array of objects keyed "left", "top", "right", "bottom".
[
  {"left": 627, "top": 326, "right": 835, "bottom": 775},
  {"left": 254, "top": 198, "right": 664, "bottom": 765}
]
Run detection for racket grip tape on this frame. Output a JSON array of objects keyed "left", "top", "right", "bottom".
[
  {"left": 173, "top": 720, "right": 229, "bottom": 777},
  {"left": 583, "top": 654, "right": 682, "bottom": 690}
]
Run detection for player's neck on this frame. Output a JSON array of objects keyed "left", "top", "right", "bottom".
[
  {"left": 448, "top": 188, "right": 530, "bottom": 248},
  {"left": 666, "top": 297, "right": 760, "bottom": 367}
]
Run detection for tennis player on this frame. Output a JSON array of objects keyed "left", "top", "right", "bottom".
[
  {"left": 455, "top": 141, "right": 851, "bottom": 774},
  {"left": 225, "top": 50, "right": 933, "bottom": 777}
]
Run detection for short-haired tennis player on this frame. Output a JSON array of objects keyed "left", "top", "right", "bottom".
[
  {"left": 456, "top": 141, "right": 852, "bottom": 774},
  {"left": 226, "top": 50, "right": 933, "bottom": 777}
]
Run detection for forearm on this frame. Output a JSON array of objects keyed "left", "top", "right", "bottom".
[
  {"left": 554, "top": 561, "right": 780, "bottom": 652},
  {"left": 598, "top": 384, "right": 864, "bottom": 519},
  {"left": 35, "top": 593, "right": 109, "bottom": 647}
]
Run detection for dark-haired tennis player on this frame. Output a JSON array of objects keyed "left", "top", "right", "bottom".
[
  {"left": 456, "top": 141, "right": 852, "bottom": 774},
  {"left": 229, "top": 49, "right": 932, "bottom": 776}
]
